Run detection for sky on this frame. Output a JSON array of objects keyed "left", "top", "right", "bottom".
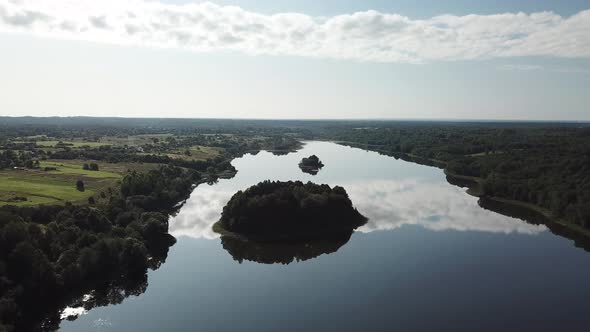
[{"left": 1, "top": 0, "right": 590, "bottom": 120}]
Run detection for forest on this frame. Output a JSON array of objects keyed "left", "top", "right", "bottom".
[{"left": 218, "top": 180, "right": 367, "bottom": 241}]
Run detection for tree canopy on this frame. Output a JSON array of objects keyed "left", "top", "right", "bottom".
[
  {"left": 219, "top": 180, "right": 366, "bottom": 241},
  {"left": 299, "top": 155, "right": 324, "bottom": 175}
]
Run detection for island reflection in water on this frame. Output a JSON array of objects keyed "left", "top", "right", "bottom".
[{"left": 220, "top": 232, "right": 352, "bottom": 264}]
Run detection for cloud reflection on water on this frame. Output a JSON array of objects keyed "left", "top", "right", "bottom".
[
  {"left": 348, "top": 180, "right": 545, "bottom": 235},
  {"left": 169, "top": 178, "right": 546, "bottom": 239},
  {"left": 170, "top": 185, "right": 232, "bottom": 239}
]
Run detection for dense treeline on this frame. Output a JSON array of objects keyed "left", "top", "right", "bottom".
[
  {"left": 0, "top": 117, "right": 317, "bottom": 140},
  {"left": 326, "top": 126, "right": 590, "bottom": 229},
  {"left": 219, "top": 180, "right": 367, "bottom": 241},
  {"left": 0, "top": 150, "right": 39, "bottom": 170},
  {"left": 0, "top": 165, "right": 199, "bottom": 331},
  {"left": 2, "top": 117, "right": 587, "bottom": 138}
]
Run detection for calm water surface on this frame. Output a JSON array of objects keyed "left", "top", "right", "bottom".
[{"left": 61, "top": 142, "right": 590, "bottom": 331}]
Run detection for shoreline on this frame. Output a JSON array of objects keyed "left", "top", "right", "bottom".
[
  {"left": 330, "top": 140, "right": 590, "bottom": 241},
  {"left": 443, "top": 169, "right": 590, "bottom": 239}
]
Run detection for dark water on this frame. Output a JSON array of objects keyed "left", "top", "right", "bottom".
[{"left": 60, "top": 142, "right": 590, "bottom": 331}]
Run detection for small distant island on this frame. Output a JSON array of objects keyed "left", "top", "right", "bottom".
[
  {"left": 299, "top": 155, "right": 324, "bottom": 175},
  {"left": 215, "top": 180, "right": 367, "bottom": 242}
]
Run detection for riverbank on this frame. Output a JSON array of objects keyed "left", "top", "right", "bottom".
[
  {"left": 443, "top": 168, "right": 590, "bottom": 239},
  {"left": 331, "top": 140, "right": 590, "bottom": 242}
]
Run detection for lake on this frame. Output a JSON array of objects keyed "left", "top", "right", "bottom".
[{"left": 60, "top": 141, "right": 590, "bottom": 331}]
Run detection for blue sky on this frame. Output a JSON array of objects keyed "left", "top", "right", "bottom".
[{"left": 1, "top": 0, "right": 589, "bottom": 120}]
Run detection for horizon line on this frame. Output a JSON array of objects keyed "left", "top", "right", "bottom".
[{"left": 1, "top": 115, "right": 589, "bottom": 124}]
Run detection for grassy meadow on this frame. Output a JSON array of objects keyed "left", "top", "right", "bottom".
[{"left": 0, "top": 160, "right": 123, "bottom": 206}]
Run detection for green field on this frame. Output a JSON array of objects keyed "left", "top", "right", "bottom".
[
  {"left": 0, "top": 173, "right": 96, "bottom": 206},
  {"left": 0, "top": 160, "right": 124, "bottom": 206},
  {"left": 40, "top": 161, "right": 121, "bottom": 178},
  {"left": 0, "top": 159, "right": 167, "bottom": 206},
  {"left": 46, "top": 159, "right": 160, "bottom": 174}
]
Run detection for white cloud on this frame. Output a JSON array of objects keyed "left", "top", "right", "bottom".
[{"left": 1, "top": 0, "right": 589, "bottom": 63}]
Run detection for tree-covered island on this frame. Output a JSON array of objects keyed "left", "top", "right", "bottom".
[
  {"left": 299, "top": 155, "right": 324, "bottom": 175},
  {"left": 215, "top": 180, "right": 367, "bottom": 242}
]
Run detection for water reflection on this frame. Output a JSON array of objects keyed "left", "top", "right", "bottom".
[
  {"left": 37, "top": 239, "right": 174, "bottom": 331},
  {"left": 479, "top": 197, "right": 590, "bottom": 252},
  {"left": 347, "top": 180, "right": 545, "bottom": 235},
  {"left": 40, "top": 275, "right": 149, "bottom": 331},
  {"left": 220, "top": 233, "right": 352, "bottom": 264},
  {"left": 170, "top": 186, "right": 233, "bottom": 239},
  {"left": 170, "top": 178, "right": 545, "bottom": 240},
  {"left": 168, "top": 141, "right": 547, "bottom": 267}
]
